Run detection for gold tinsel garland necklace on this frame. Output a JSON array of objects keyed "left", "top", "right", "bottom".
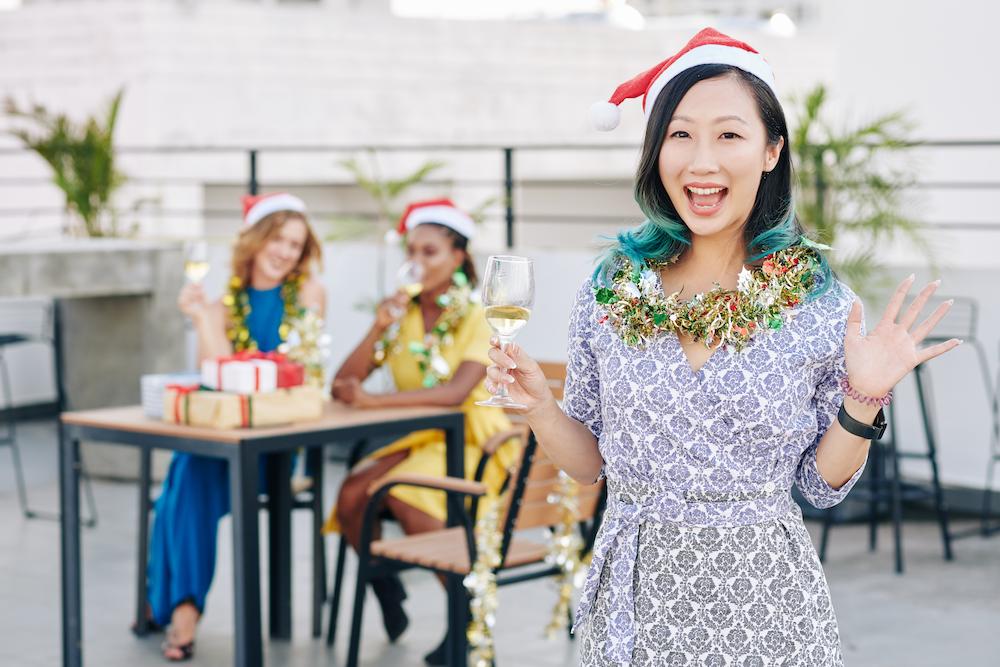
[{"left": 223, "top": 273, "right": 304, "bottom": 352}]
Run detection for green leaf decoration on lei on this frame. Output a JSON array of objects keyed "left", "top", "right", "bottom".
[
  {"left": 373, "top": 269, "right": 475, "bottom": 388},
  {"left": 595, "top": 245, "right": 821, "bottom": 351}
]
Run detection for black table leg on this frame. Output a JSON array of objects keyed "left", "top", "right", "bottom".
[
  {"left": 443, "top": 417, "right": 468, "bottom": 666},
  {"left": 309, "top": 446, "right": 326, "bottom": 638},
  {"left": 134, "top": 446, "right": 152, "bottom": 635},
  {"left": 231, "top": 446, "right": 263, "bottom": 667},
  {"left": 267, "top": 451, "right": 294, "bottom": 639},
  {"left": 60, "top": 430, "right": 82, "bottom": 667}
]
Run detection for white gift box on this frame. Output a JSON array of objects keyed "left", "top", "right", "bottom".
[
  {"left": 201, "top": 358, "right": 278, "bottom": 395},
  {"left": 140, "top": 372, "right": 201, "bottom": 419}
]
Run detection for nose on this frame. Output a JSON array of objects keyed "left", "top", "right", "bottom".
[{"left": 688, "top": 138, "right": 720, "bottom": 175}]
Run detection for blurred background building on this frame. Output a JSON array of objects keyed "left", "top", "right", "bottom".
[{"left": 1, "top": 0, "right": 998, "bottom": 491}]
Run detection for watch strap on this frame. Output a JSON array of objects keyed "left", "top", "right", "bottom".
[{"left": 837, "top": 404, "right": 887, "bottom": 441}]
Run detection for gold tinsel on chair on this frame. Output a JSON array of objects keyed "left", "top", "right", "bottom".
[
  {"left": 464, "top": 492, "right": 503, "bottom": 667},
  {"left": 544, "top": 471, "right": 586, "bottom": 638}
]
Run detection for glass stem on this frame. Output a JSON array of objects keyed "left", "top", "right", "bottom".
[{"left": 496, "top": 336, "right": 513, "bottom": 400}]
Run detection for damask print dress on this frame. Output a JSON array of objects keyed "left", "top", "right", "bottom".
[{"left": 564, "top": 274, "right": 867, "bottom": 666}]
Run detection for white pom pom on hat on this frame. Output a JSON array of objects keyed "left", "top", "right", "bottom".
[
  {"left": 590, "top": 27, "right": 776, "bottom": 132},
  {"left": 590, "top": 101, "right": 622, "bottom": 132}
]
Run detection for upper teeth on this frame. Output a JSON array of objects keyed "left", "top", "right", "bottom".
[{"left": 688, "top": 186, "right": 724, "bottom": 195}]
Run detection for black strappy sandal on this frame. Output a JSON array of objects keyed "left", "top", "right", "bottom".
[{"left": 160, "top": 637, "right": 195, "bottom": 662}]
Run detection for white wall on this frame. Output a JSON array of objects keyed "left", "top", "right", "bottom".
[{"left": 0, "top": 1, "right": 997, "bottom": 489}]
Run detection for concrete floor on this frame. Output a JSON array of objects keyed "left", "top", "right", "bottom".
[{"left": 0, "top": 418, "right": 997, "bottom": 666}]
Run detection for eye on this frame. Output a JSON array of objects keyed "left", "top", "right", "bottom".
[
  {"left": 669, "top": 130, "right": 690, "bottom": 139},
  {"left": 721, "top": 132, "right": 742, "bottom": 140}
]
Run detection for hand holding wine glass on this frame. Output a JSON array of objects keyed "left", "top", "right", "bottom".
[
  {"left": 183, "top": 240, "right": 210, "bottom": 284},
  {"left": 476, "top": 255, "right": 535, "bottom": 408}
]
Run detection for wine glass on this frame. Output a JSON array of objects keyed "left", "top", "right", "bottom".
[
  {"left": 388, "top": 259, "right": 424, "bottom": 319},
  {"left": 183, "top": 240, "right": 210, "bottom": 284},
  {"left": 476, "top": 255, "right": 534, "bottom": 409}
]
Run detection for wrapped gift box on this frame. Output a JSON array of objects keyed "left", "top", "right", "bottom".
[
  {"left": 201, "top": 352, "right": 304, "bottom": 394},
  {"left": 140, "top": 372, "right": 202, "bottom": 419},
  {"left": 163, "top": 384, "right": 325, "bottom": 429}
]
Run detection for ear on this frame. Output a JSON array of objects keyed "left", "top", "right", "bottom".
[{"left": 764, "top": 136, "right": 785, "bottom": 173}]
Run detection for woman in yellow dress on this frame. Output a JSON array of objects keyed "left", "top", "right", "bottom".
[{"left": 324, "top": 198, "right": 519, "bottom": 665}]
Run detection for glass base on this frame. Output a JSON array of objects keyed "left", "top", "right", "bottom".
[{"left": 475, "top": 395, "right": 527, "bottom": 409}]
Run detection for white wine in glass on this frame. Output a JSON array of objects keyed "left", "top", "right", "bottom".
[
  {"left": 398, "top": 260, "right": 425, "bottom": 298},
  {"left": 476, "top": 255, "right": 534, "bottom": 409},
  {"left": 388, "top": 260, "right": 425, "bottom": 318},
  {"left": 183, "top": 240, "right": 210, "bottom": 283}
]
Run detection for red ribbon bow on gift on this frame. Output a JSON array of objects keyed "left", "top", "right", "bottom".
[{"left": 165, "top": 383, "right": 200, "bottom": 424}]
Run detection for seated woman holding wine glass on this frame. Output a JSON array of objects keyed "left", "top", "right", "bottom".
[
  {"left": 144, "top": 192, "right": 325, "bottom": 662},
  {"left": 324, "top": 198, "right": 521, "bottom": 665}
]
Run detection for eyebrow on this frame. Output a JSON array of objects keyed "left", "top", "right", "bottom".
[{"left": 671, "top": 114, "right": 750, "bottom": 125}]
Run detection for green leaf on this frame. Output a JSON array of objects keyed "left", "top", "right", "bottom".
[{"left": 594, "top": 288, "right": 618, "bottom": 304}]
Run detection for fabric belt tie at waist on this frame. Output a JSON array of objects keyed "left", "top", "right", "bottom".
[{"left": 572, "top": 486, "right": 790, "bottom": 665}]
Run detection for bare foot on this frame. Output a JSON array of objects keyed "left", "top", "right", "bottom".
[{"left": 162, "top": 602, "right": 199, "bottom": 661}]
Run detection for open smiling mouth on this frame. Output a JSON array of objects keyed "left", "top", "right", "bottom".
[{"left": 685, "top": 186, "right": 728, "bottom": 214}]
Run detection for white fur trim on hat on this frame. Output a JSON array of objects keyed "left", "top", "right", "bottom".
[
  {"left": 245, "top": 193, "right": 307, "bottom": 227},
  {"left": 644, "top": 43, "right": 776, "bottom": 118},
  {"left": 405, "top": 205, "right": 476, "bottom": 240},
  {"left": 590, "top": 101, "right": 622, "bottom": 131}
]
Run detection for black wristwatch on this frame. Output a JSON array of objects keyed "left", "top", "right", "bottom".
[{"left": 837, "top": 404, "right": 887, "bottom": 441}]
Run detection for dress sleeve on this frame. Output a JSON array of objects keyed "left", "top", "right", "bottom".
[
  {"left": 795, "top": 283, "right": 869, "bottom": 509},
  {"left": 562, "top": 281, "right": 604, "bottom": 442}
]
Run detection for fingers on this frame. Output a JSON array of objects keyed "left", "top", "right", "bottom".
[
  {"left": 911, "top": 299, "right": 954, "bottom": 344},
  {"left": 845, "top": 299, "right": 864, "bottom": 340},
  {"left": 880, "top": 273, "right": 915, "bottom": 328},
  {"left": 487, "top": 344, "right": 516, "bottom": 370},
  {"left": 898, "top": 279, "right": 941, "bottom": 331},
  {"left": 486, "top": 364, "right": 514, "bottom": 386},
  {"left": 917, "top": 338, "right": 963, "bottom": 365}
]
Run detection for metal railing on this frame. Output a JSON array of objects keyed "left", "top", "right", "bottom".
[{"left": 1, "top": 139, "right": 999, "bottom": 247}]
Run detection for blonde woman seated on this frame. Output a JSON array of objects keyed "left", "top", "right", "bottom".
[{"left": 324, "top": 199, "right": 519, "bottom": 665}]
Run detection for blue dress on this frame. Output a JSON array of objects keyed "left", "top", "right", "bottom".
[{"left": 147, "top": 285, "right": 286, "bottom": 625}]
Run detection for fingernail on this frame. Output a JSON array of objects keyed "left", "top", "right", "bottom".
[
  {"left": 958, "top": 339, "right": 964, "bottom": 345},
  {"left": 505, "top": 375, "right": 515, "bottom": 383},
  {"left": 932, "top": 279, "right": 942, "bottom": 286},
  {"left": 509, "top": 363, "right": 517, "bottom": 370},
  {"left": 908, "top": 273, "right": 916, "bottom": 281},
  {"left": 946, "top": 299, "right": 954, "bottom": 305}
]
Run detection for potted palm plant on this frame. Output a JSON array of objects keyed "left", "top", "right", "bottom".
[
  {"left": 4, "top": 88, "right": 126, "bottom": 237},
  {"left": 792, "top": 84, "right": 934, "bottom": 297}
]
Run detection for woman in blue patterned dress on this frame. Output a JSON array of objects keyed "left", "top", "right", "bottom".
[
  {"left": 146, "top": 193, "right": 325, "bottom": 661},
  {"left": 484, "top": 29, "right": 961, "bottom": 666}
]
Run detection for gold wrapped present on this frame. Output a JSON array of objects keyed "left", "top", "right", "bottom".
[{"left": 163, "top": 384, "right": 324, "bottom": 429}]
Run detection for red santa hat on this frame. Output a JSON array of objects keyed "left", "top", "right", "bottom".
[
  {"left": 241, "top": 192, "right": 308, "bottom": 227},
  {"left": 396, "top": 198, "right": 476, "bottom": 240},
  {"left": 590, "top": 27, "right": 776, "bottom": 131}
]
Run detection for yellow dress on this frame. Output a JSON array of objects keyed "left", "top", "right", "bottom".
[{"left": 323, "top": 300, "right": 520, "bottom": 533}]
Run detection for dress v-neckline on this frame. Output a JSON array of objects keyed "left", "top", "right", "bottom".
[{"left": 653, "top": 265, "right": 729, "bottom": 377}]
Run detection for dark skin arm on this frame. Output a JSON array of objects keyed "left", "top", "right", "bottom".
[
  {"left": 332, "top": 292, "right": 409, "bottom": 388},
  {"left": 333, "top": 360, "right": 486, "bottom": 409}
]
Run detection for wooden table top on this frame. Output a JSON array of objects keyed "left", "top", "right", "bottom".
[{"left": 61, "top": 401, "right": 463, "bottom": 444}]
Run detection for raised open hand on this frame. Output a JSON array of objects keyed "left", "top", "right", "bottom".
[{"left": 844, "top": 274, "right": 961, "bottom": 399}]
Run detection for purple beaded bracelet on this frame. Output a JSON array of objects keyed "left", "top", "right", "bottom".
[{"left": 839, "top": 376, "right": 893, "bottom": 407}]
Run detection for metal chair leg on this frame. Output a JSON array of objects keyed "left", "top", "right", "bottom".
[
  {"left": 818, "top": 508, "right": 832, "bottom": 563},
  {"left": 345, "top": 545, "right": 370, "bottom": 667},
  {"left": 914, "top": 366, "right": 953, "bottom": 561},
  {"left": 0, "top": 347, "right": 97, "bottom": 526},
  {"left": 326, "top": 438, "right": 369, "bottom": 648}
]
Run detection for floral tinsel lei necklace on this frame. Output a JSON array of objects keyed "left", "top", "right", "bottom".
[
  {"left": 373, "top": 269, "right": 476, "bottom": 388},
  {"left": 594, "top": 244, "right": 822, "bottom": 350}
]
